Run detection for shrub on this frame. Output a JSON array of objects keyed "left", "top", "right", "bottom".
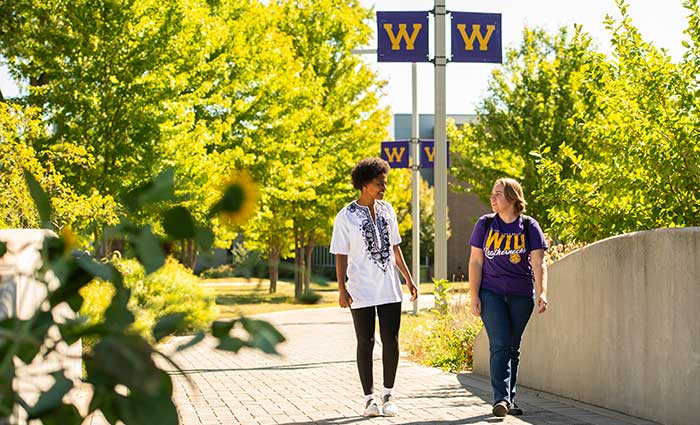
[
  {"left": 200, "top": 264, "right": 237, "bottom": 279},
  {"left": 545, "top": 240, "right": 587, "bottom": 265},
  {"left": 297, "top": 290, "right": 322, "bottom": 305},
  {"left": 431, "top": 278, "right": 451, "bottom": 316},
  {"left": 80, "top": 256, "right": 218, "bottom": 339},
  {"left": 401, "top": 289, "right": 482, "bottom": 372}
]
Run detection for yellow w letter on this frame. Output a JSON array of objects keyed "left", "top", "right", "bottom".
[
  {"left": 423, "top": 146, "right": 435, "bottom": 163},
  {"left": 457, "top": 24, "right": 496, "bottom": 51},
  {"left": 383, "top": 23, "right": 423, "bottom": 50},
  {"left": 384, "top": 147, "right": 406, "bottom": 163},
  {"left": 485, "top": 229, "right": 506, "bottom": 250}
]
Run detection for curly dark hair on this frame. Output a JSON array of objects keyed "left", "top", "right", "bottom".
[{"left": 351, "top": 158, "right": 390, "bottom": 190}]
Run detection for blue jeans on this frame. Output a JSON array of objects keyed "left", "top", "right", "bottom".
[{"left": 479, "top": 288, "right": 534, "bottom": 405}]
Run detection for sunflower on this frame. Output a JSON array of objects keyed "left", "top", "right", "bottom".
[{"left": 211, "top": 170, "right": 259, "bottom": 226}]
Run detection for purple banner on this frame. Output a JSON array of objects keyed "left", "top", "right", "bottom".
[
  {"left": 420, "top": 140, "right": 450, "bottom": 168},
  {"left": 377, "top": 11, "right": 429, "bottom": 63},
  {"left": 451, "top": 12, "right": 502, "bottom": 63},
  {"left": 381, "top": 141, "right": 410, "bottom": 168}
]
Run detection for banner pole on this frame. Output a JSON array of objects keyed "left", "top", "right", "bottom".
[
  {"left": 411, "top": 62, "right": 420, "bottom": 315},
  {"left": 434, "top": 0, "right": 448, "bottom": 282}
]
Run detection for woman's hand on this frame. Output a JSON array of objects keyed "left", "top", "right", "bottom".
[
  {"left": 470, "top": 296, "right": 481, "bottom": 317},
  {"left": 536, "top": 292, "right": 548, "bottom": 314},
  {"left": 407, "top": 280, "right": 418, "bottom": 301},
  {"left": 338, "top": 289, "right": 353, "bottom": 308}
]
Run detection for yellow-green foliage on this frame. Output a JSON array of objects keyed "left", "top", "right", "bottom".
[
  {"left": 401, "top": 292, "right": 483, "bottom": 372},
  {"left": 80, "top": 257, "right": 217, "bottom": 339}
]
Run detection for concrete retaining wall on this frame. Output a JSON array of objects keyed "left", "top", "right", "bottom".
[{"left": 473, "top": 227, "right": 700, "bottom": 425}]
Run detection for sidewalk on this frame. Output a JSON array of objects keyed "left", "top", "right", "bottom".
[{"left": 130, "top": 304, "right": 658, "bottom": 425}]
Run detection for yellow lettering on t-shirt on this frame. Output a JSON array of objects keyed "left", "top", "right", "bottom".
[
  {"left": 485, "top": 229, "right": 506, "bottom": 250},
  {"left": 513, "top": 234, "right": 525, "bottom": 250}
]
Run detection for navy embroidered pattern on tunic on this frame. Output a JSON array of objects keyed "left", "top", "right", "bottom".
[{"left": 348, "top": 202, "right": 392, "bottom": 272}]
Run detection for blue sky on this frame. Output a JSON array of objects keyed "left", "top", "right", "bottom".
[{"left": 1, "top": 0, "right": 690, "bottom": 115}]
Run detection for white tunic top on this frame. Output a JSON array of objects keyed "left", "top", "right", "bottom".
[{"left": 329, "top": 200, "right": 403, "bottom": 309}]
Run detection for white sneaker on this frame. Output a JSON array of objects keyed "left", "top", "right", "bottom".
[
  {"left": 364, "top": 398, "right": 381, "bottom": 417},
  {"left": 382, "top": 394, "right": 399, "bottom": 416}
]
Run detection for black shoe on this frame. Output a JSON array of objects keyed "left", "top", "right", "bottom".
[
  {"left": 492, "top": 400, "right": 509, "bottom": 417},
  {"left": 508, "top": 403, "right": 524, "bottom": 416}
]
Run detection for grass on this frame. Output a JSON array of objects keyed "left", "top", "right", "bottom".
[
  {"left": 207, "top": 279, "right": 338, "bottom": 317},
  {"left": 204, "top": 277, "right": 471, "bottom": 318}
]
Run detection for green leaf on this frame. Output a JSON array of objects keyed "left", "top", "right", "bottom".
[
  {"left": 152, "top": 313, "right": 186, "bottom": 342},
  {"left": 131, "top": 225, "right": 165, "bottom": 274},
  {"left": 58, "top": 317, "right": 103, "bottom": 345},
  {"left": 76, "top": 254, "right": 123, "bottom": 285},
  {"left": 33, "top": 404, "right": 82, "bottom": 425},
  {"left": 209, "top": 184, "right": 244, "bottom": 216},
  {"left": 117, "top": 387, "right": 179, "bottom": 425},
  {"left": 175, "top": 331, "right": 205, "bottom": 352},
  {"left": 123, "top": 168, "right": 176, "bottom": 212},
  {"left": 19, "top": 311, "right": 55, "bottom": 362},
  {"left": 47, "top": 259, "right": 93, "bottom": 309},
  {"left": 66, "top": 293, "right": 85, "bottom": 313},
  {"left": 22, "top": 168, "right": 52, "bottom": 228},
  {"left": 162, "top": 207, "right": 195, "bottom": 240},
  {"left": 211, "top": 320, "right": 235, "bottom": 338},
  {"left": 194, "top": 226, "right": 214, "bottom": 252},
  {"left": 240, "top": 317, "right": 285, "bottom": 354},
  {"left": 86, "top": 335, "right": 160, "bottom": 393},
  {"left": 216, "top": 335, "right": 246, "bottom": 352},
  {"left": 104, "top": 282, "right": 135, "bottom": 332},
  {"left": 27, "top": 372, "right": 73, "bottom": 418},
  {"left": 0, "top": 241, "right": 6, "bottom": 257}
]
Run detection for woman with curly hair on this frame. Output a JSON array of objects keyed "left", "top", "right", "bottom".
[{"left": 330, "top": 157, "right": 418, "bottom": 417}]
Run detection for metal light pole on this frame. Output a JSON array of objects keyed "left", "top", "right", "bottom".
[
  {"left": 434, "top": 0, "right": 448, "bottom": 280},
  {"left": 410, "top": 62, "right": 420, "bottom": 314}
]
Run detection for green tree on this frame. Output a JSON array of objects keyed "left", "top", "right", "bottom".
[
  {"left": 534, "top": 0, "right": 700, "bottom": 241},
  {"left": 0, "top": 103, "right": 119, "bottom": 242},
  {"left": 0, "top": 0, "right": 198, "bottom": 195},
  {"left": 449, "top": 25, "right": 605, "bottom": 231},
  {"left": 275, "top": 0, "right": 390, "bottom": 298}
]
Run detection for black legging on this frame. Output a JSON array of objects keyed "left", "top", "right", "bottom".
[{"left": 350, "top": 302, "right": 402, "bottom": 396}]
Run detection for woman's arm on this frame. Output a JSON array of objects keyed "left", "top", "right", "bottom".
[
  {"left": 392, "top": 245, "right": 418, "bottom": 301},
  {"left": 468, "top": 246, "right": 484, "bottom": 316},
  {"left": 531, "top": 249, "right": 548, "bottom": 313},
  {"left": 335, "top": 254, "right": 353, "bottom": 308}
]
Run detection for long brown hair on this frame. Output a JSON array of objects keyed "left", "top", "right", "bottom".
[{"left": 495, "top": 177, "right": 527, "bottom": 214}]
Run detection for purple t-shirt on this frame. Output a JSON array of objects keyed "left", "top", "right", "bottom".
[{"left": 469, "top": 214, "right": 548, "bottom": 296}]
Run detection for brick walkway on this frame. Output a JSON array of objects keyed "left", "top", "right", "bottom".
[{"left": 113, "top": 302, "right": 657, "bottom": 425}]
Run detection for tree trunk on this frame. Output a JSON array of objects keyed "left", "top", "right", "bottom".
[
  {"left": 303, "top": 243, "right": 313, "bottom": 293},
  {"left": 293, "top": 227, "right": 305, "bottom": 300},
  {"left": 187, "top": 239, "right": 197, "bottom": 269},
  {"left": 177, "top": 240, "right": 196, "bottom": 269},
  {"left": 268, "top": 246, "right": 280, "bottom": 294}
]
